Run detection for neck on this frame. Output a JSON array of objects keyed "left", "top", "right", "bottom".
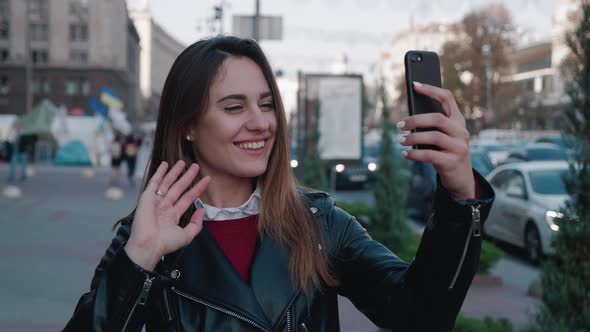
[{"left": 198, "top": 175, "right": 255, "bottom": 208}]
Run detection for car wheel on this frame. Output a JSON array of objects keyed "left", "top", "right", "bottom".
[{"left": 525, "top": 224, "right": 543, "bottom": 264}]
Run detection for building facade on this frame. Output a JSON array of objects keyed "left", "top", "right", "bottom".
[
  {"left": 0, "top": 0, "right": 140, "bottom": 124},
  {"left": 504, "top": 0, "right": 581, "bottom": 130},
  {"left": 128, "top": 2, "right": 185, "bottom": 121}
]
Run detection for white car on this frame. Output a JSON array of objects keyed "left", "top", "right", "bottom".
[{"left": 485, "top": 161, "right": 571, "bottom": 263}]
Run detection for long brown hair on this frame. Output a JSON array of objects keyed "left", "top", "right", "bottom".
[{"left": 132, "top": 36, "right": 336, "bottom": 292}]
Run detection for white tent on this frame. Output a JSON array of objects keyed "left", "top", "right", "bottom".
[{"left": 0, "top": 114, "right": 17, "bottom": 141}]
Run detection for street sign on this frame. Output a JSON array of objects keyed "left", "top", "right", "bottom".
[{"left": 232, "top": 15, "right": 283, "bottom": 40}]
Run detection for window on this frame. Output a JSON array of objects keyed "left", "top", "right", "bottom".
[
  {"left": 70, "top": 50, "right": 88, "bottom": 64},
  {"left": 28, "top": 0, "right": 49, "bottom": 21},
  {"left": 29, "top": 23, "right": 49, "bottom": 41},
  {"left": 0, "top": 0, "right": 9, "bottom": 39},
  {"left": 65, "top": 77, "right": 89, "bottom": 96},
  {"left": 32, "top": 77, "right": 50, "bottom": 95},
  {"left": 65, "top": 80, "right": 78, "bottom": 96},
  {"left": 0, "top": 75, "right": 9, "bottom": 95},
  {"left": 81, "top": 79, "right": 90, "bottom": 95},
  {"left": 69, "top": 0, "right": 88, "bottom": 18},
  {"left": 69, "top": 23, "right": 88, "bottom": 41},
  {"left": 505, "top": 171, "right": 527, "bottom": 199},
  {"left": 0, "top": 48, "right": 8, "bottom": 63},
  {"left": 490, "top": 170, "right": 512, "bottom": 191},
  {"left": 31, "top": 49, "right": 49, "bottom": 64}
]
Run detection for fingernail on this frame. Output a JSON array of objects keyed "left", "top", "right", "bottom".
[
  {"left": 400, "top": 135, "right": 407, "bottom": 143},
  {"left": 396, "top": 121, "right": 406, "bottom": 129},
  {"left": 413, "top": 81, "right": 423, "bottom": 87},
  {"left": 402, "top": 150, "right": 408, "bottom": 158}
]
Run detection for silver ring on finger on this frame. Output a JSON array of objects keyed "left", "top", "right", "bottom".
[{"left": 155, "top": 190, "right": 166, "bottom": 198}]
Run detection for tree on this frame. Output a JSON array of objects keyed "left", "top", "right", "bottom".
[
  {"left": 438, "top": 4, "right": 519, "bottom": 127},
  {"left": 370, "top": 80, "right": 412, "bottom": 253},
  {"left": 301, "top": 100, "right": 329, "bottom": 192},
  {"left": 535, "top": 2, "right": 590, "bottom": 331}
]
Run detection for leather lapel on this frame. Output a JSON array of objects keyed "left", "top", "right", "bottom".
[
  {"left": 170, "top": 227, "right": 272, "bottom": 329},
  {"left": 250, "top": 233, "right": 299, "bottom": 328}
]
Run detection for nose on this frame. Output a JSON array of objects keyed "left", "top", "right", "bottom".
[{"left": 245, "top": 105, "right": 271, "bottom": 132}]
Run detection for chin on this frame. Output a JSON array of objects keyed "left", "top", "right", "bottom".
[{"left": 235, "top": 164, "right": 268, "bottom": 178}]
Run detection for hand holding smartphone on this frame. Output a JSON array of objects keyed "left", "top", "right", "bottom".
[{"left": 404, "top": 50, "right": 445, "bottom": 150}]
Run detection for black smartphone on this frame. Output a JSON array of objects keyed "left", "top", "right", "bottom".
[{"left": 404, "top": 50, "right": 444, "bottom": 150}]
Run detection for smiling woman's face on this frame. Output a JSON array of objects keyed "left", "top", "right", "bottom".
[{"left": 191, "top": 56, "right": 277, "bottom": 181}]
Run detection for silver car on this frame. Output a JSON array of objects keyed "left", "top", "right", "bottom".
[{"left": 485, "top": 161, "right": 571, "bottom": 263}]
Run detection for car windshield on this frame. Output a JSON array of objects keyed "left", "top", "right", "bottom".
[
  {"left": 528, "top": 169, "right": 569, "bottom": 195},
  {"left": 527, "top": 148, "right": 568, "bottom": 161}
]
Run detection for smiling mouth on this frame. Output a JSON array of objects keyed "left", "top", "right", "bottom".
[{"left": 235, "top": 140, "right": 266, "bottom": 150}]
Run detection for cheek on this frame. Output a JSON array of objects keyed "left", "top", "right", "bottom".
[{"left": 267, "top": 113, "right": 278, "bottom": 133}]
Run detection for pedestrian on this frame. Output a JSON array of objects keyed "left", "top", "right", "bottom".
[
  {"left": 123, "top": 133, "right": 142, "bottom": 186},
  {"left": 64, "top": 36, "right": 494, "bottom": 331},
  {"left": 109, "top": 133, "right": 123, "bottom": 186},
  {"left": 7, "top": 124, "right": 29, "bottom": 182}
]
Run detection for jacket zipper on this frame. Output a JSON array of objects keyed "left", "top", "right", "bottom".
[
  {"left": 286, "top": 309, "right": 292, "bottom": 332},
  {"left": 122, "top": 275, "right": 154, "bottom": 331},
  {"left": 448, "top": 205, "right": 481, "bottom": 290},
  {"left": 163, "top": 288, "right": 174, "bottom": 321},
  {"left": 301, "top": 322, "right": 308, "bottom": 332},
  {"left": 171, "top": 287, "right": 270, "bottom": 332}
]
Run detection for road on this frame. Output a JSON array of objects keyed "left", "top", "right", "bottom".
[{"left": 0, "top": 164, "right": 540, "bottom": 331}]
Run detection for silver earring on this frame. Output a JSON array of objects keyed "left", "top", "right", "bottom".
[{"left": 186, "top": 135, "right": 192, "bottom": 141}]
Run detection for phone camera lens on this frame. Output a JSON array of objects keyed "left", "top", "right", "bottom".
[{"left": 417, "top": 55, "right": 422, "bottom": 62}]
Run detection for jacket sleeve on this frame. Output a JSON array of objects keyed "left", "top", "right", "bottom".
[
  {"left": 63, "top": 224, "right": 157, "bottom": 332},
  {"left": 334, "top": 170, "right": 494, "bottom": 331}
]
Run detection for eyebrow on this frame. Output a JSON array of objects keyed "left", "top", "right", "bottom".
[{"left": 217, "top": 91, "right": 273, "bottom": 103}]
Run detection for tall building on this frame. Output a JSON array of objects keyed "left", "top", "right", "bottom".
[
  {"left": 0, "top": 0, "right": 141, "bottom": 124},
  {"left": 128, "top": 2, "right": 185, "bottom": 121}
]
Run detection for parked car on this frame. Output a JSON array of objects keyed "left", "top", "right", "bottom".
[
  {"left": 406, "top": 161, "right": 436, "bottom": 223},
  {"left": 470, "top": 147, "right": 495, "bottom": 176},
  {"left": 485, "top": 161, "right": 571, "bottom": 263},
  {"left": 501, "top": 143, "right": 569, "bottom": 165},
  {"left": 470, "top": 142, "right": 514, "bottom": 166},
  {"left": 534, "top": 135, "right": 581, "bottom": 160}
]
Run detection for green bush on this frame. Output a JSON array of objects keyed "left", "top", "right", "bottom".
[
  {"left": 479, "top": 240, "right": 504, "bottom": 274},
  {"left": 336, "top": 201, "right": 371, "bottom": 221},
  {"left": 453, "top": 315, "right": 514, "bottom": 332}
]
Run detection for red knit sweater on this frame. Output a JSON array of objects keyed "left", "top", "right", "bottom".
[{"left": 204, "top": 215, "right": 259, "bottom": 283}]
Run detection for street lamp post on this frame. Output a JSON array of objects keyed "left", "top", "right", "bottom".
[
  {"left": 25, "top": 0, "right": 32, "bottom": 115},
  {"left": 253, "top": 0, "right": 260, "bottom": 41}
]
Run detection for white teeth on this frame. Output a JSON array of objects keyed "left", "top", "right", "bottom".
[{"left": 238, "top": 141, "right": 265, "bottom": 150}]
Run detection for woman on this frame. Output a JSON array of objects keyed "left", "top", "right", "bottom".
[{"left": 65, "top": 36, "right": 493, "bottom": 331}]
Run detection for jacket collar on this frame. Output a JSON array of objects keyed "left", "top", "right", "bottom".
[{"left": 167, "top": 190, "right": 333, "bottom": 329}]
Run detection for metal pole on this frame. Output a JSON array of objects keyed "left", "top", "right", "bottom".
[
  {"left": 25, "top": 0, "right": 32, "bottom": 114},
  {"left": 253, "top": 0, "right": 260, "bottom": 41}
]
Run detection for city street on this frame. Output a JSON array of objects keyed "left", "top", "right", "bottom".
[{"left": 0, "top": 164, "right": 540, "bottom": 331}]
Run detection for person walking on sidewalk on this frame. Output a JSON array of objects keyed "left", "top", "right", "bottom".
[
  {"left": 65, "top": 36, "right": 494, "bottom": 332},
  {"left": 109, "top": 133, "right": 124, "bottom": 187},
  {"left": 123, "top": 133, "right": 142, "bottom": 187},
  {"left": 7, "top": 123, "right": 30, "bottom": 183}
]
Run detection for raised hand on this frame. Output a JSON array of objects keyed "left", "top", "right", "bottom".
[
  {"left": 124, "top": 160, "right": 210, "bottom": 271},
  {"left": 398, "top": 82, "right": 475, "bottom": 201}
]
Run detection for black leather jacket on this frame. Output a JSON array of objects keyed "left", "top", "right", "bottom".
[{"left": 64, "top": 171, "right": 494, "bottom": 332}]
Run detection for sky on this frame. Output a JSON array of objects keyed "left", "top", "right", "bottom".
[{"left": 128, "top": 0, "right": 556, "bottom": 81}]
